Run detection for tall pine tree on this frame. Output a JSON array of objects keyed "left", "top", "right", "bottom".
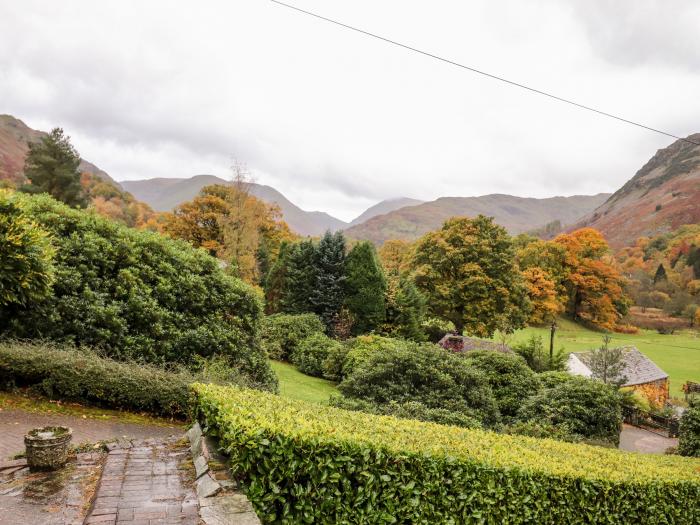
[
  {"left": 312, "top": 231, "right": 346, "bottom": 332},
  {"left": 344, "top": 241, "right": 386, "bottom": 335},
  {"left": 22, "top": 128, "right": 87, "bottom": 208},
  {"left": 281, "top": 239, "right": 317, "bottom": 314},
  {"left": 264, "top": 241, "right": 291, "bottom": 313}
]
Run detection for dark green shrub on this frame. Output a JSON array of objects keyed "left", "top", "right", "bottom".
[
  {"left": 0, "top": 193, "right": 275, "bottom": 391},
  {"left": 324, "top": 335, "right": 403, "bottom": 382},
  {"left": 330, "top": 397, "right": 482, "bottom": 429},
  {"left": 462, "top": 350, "right": 541, "bottom": 421},
  {"left": 513, "top": 335, "right": 567, "bottom": 372},
  {"left": 260, "top": 313, "right": 324, "bottom": 361},
  {"left": 538, "top": 370, "right": 575, "bottom": 389},
  {"left": 194, "top": 383, "right": 700, "bottom": 524},
  {"left": 518, "top": 376, "right": 623, "bottom": 445},
  {"left": 678, "top": 402, "right": 700, "bottom": 457},
  {"left": 339, "top": 342, "right": 500, "bottom": 426},
  {"left": 0, "top": 341, "right": 190, "bottom": 417},
  {"left": 291, "top": 333, "right": 342, "bottom": 378}
]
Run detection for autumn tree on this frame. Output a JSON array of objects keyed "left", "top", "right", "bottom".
[
  {"left": 553, "top": 228, "right": 628, "bottom": 330},
  {"left": 163, "top": 170, "right": 294, "bottom": 285},
  {"left": 344, "top": 241, "right": 386, "bottom": 334},
  {"left": 163, "top": 185, "right": 230, "bottom": 256},
  {"left": 378, "top": 239, "right": 413, "bottom": 276},
  {"left": 521, "top": 267, "right": 564, "bottom": 325},
  {"left": 21, "top": 128, "right": 87, "bottom": 208},
  {"left": 412, "top": 215, "right": 530, "bottom": 337}
]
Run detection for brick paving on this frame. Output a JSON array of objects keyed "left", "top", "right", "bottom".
[
  {"left": 0, "top": 408, "right": 182, "bottom": 460},
  {"left": 86, "top": 439, "right": 198, "bottom": 525}
]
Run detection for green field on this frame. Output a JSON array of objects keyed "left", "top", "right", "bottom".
[
  {"left": 502, "top": 318, "right": 700, "bottom": 398},
  {"left": 270, "top": 360, "right": 338, "bottom": 403}
]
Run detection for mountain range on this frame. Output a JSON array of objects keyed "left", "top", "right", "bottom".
[
  {"left": 571, "top": 134, "right": 700, "bottom": 248},
  {"left": 2, "top": 114, "right": 698, "bottom": 247}
]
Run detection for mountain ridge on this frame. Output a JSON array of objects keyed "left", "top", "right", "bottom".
[
  {"left": 121, "top": 175, "right": 348, "bottom": 237},
  {"left": 571, "top": 134, "right": 700, "bottom": 247},
  {"left": 344, "top": 193, "right": 611, "bottom": 245}
]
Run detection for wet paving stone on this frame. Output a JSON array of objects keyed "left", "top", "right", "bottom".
[
  {"left": 0, "top": 452, "right": 104, "bottom": 525},
  {"left": 85, "top": 439, "right": 198, "bottom": 525}
]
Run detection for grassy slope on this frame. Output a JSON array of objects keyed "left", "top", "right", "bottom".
[
  {"left": 270, "top": 360, "right": 337, "bottom": 404},
  {"left": 502, "top": 318, "right": 700, "bottom": 397}
]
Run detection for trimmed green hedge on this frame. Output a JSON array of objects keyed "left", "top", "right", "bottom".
[
  {"left": 0, "top": 341, "right": 190, "bottom": 417},
  {"left": 193, "top": 383, "right": 700, "bottom": 524}
]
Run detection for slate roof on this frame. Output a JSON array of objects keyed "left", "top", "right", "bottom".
[{"left": 572, "top": 346, "right": 668, "bottom": 387}]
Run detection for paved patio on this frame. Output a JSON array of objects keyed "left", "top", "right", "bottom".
[{"left": 0, "top": 408, "right": 182, "bottom": 461}]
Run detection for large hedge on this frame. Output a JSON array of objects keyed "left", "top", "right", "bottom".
[
  {"left": 0, "top": 341, "right": 190, "bottom": 417},
  {"left": 193, "top": 383, "right": 700, "bottom": 524},
  {"left": 0, "top": 193, "right": 275, "bottom": 391}
]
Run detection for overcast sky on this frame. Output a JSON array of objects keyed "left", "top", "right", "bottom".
[{"left": 2, "top": 1, "right": 699, "bottom": 221}]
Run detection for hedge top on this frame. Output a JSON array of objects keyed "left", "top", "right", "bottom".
[{"left": 193, "top": 383, "right": 700, "bottom": 484}]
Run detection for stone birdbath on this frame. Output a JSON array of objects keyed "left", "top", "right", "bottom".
[{"left": 24, "top": 426, "right": 73, "bottom": 471}]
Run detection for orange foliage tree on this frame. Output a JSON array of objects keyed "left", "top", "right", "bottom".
[
  {"left": 553, "top": 228, "right": 629, "bottom": 330},
  {"left": 163, "top": 183, "right": 295, "bottom": 284}
]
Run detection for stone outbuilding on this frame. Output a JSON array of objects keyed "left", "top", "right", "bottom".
[
  {"left": 567, "top": 346, "right": 669, "bottom": 406},
  {"left": 438, "top": 334, "right": 513, "bottom": 354}
]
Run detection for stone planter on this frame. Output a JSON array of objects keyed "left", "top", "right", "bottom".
[{"left": 24, "top": 426, "right": 73, "bottom": 470}]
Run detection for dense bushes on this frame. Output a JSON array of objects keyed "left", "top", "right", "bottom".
[
  {"left": 194, "top": 383, "right": 700, "bottom": 524},
  {"left": 462, "top": 351, "right": 540, "bottom": 421},
  {"left": 0, "top": 193, "right": 276, "bottom": 391},
  {"left": 260, "top": 313, "right": 324, "bottom": 361},
  {"left": 678, "top": 402, "right": 700, "bottom": 457},
  {"left": 291, "top": 333, "right": 342, "bottom": 378},
  {"left": 338, "top": 342, "right": 500, "bottom": 426},
  {"left": 322, "top": 335, "right": 402, "bottom": 382},
  {"left": 518, "top": 375, "right": 623, "bottom": 445},
  {"left": 0, "top": 341, "right": 190, "bottom": 417},
  {"left": 0, "top": 190, "right": 55, "bottom": 307}
]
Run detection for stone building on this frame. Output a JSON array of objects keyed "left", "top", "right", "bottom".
[{"left": 567, "top": 346, "right": 669, "bottom": 406}]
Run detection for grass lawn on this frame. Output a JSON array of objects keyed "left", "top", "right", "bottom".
[
  {"left": 501, "top": 317, "right": 700, "bottom": 398},
  {"left": 270, "top": 360, "right": 338, "bottom": 404}
]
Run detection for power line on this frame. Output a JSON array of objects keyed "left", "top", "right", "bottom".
[{"left": 270, "top": 0, "right": 700, "bottom": 147}]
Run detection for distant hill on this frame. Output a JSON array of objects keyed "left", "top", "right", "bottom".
[
  {"left": 344, "top": 193, "right": 610, "bottom": 245},
  {"left": 349, "top": 197, "right": 424, "bottom": 227},
  {"left": 572, "top": 134, "right": 700, "bottom": 248},
  {"left": 122, "top": 175, "right": 348, "bottom": 237},
  {"left": 0, "top": 114, "right": 118, "bottom": 187}
]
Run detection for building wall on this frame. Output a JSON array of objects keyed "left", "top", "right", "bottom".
[{"left": 630, "top": 379, "right": 669, "bottom": 407}]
